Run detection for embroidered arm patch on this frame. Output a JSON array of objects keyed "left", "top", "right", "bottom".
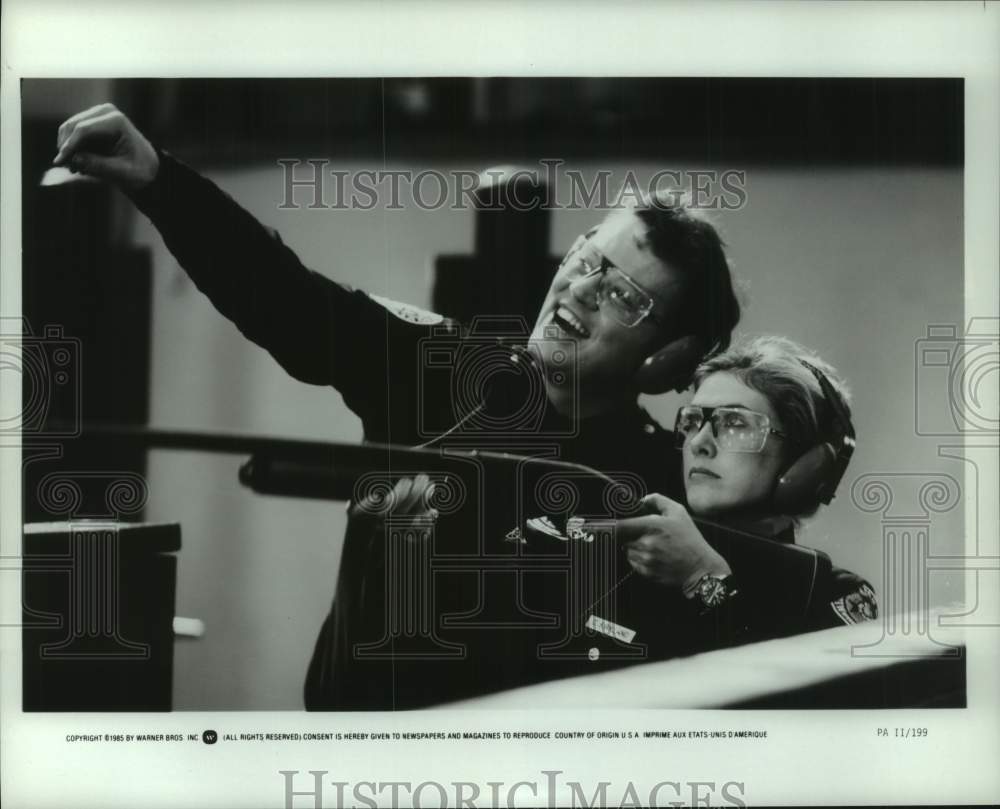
[
  {"left": 830, "top": 582, "right": 878, "bottom": 625},
  {"left": 370, "top": 294, "right": 447, "bottom": 325}
]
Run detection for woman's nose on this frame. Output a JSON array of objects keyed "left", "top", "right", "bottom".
[{"left": 688, "top": 421, "right": 717, "bottom": 456}]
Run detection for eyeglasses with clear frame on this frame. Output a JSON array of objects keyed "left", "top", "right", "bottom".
[
  {"left": 674, "top": 404, "right": 788, "bottom": 454},
  {"left": 561, "top": 235, "right": 663, "bottom": 328}
]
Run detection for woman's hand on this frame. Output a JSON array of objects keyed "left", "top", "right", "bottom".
[{"left": 613, "top": 493, "right": 731, "bottom": 592}]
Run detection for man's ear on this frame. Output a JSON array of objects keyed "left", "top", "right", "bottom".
[{"left": 634, "top": 334, "right": 709, "bottom": 394}]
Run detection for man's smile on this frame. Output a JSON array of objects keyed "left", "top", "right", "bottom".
[{"left": 551, "top": 304, "right": 590, "bottom": 339}]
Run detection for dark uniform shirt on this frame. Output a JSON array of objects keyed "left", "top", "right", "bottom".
[{"left": 130, "top": 151, "right": 878, "bottom": 710}]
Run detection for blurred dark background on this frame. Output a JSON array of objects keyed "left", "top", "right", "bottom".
[{"left": 24, "top": 78, "right": 964, "bottom": 167}]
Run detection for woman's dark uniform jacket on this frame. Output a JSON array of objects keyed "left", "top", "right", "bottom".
[{"left": 129, "top": 151, "right": 879, "bottom": 710}]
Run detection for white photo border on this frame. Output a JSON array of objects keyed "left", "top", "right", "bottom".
[{"left": 2, "top": 2, "right": 998, "bottom": 807}]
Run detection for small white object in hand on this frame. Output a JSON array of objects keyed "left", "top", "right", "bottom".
[{"left": 40, "top": 167, "right": 98, "bottom": 187}]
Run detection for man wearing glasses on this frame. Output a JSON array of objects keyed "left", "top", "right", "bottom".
[{"left": 55, "top": 105, "right": 860, "bottom": 710}]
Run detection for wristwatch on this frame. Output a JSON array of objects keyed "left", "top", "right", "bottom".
[{"left": 687, "top": 573, "right": 739, "bottom": 612}]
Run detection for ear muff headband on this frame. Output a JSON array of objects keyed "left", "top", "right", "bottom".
[
  {"left": 635, "top": 334, "right": 715, "bottom": 394},
  {"left": 772, "top": 360, "right": 857, "bottom": 514}
]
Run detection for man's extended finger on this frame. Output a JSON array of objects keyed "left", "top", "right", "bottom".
[
  {"left": 422, "top": 482, "right": 437, "bottom": 510},
  {"left": 389, "top": 477, "right": 414, "bottom": 511},
  {"left": 395, "top": 474, "right": 430, "bottom": 515},
  {"left": 56, "top": 103, "right": 117, "bottom": 151},
  {"left": 410, "top": 473, "right": 437, "bottom": 511}
]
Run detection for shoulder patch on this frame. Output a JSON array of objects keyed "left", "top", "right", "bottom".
[
  {"left": 370, "top": 294, "right": 446, "bottom": 326},
  {"left": 830, "top": 582, "right": 878, "bottom": 625}
]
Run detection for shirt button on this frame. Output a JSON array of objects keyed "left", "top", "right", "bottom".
[
  {"left": 588, "top": 647, "right": 600, "bottom": 661},
  {"left": 643, "top": 423, "right": 655, "bottom": 434}
]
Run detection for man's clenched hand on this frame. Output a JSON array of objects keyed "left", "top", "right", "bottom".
[
  {"left": 350, "top": 474, "right": 440, "bottom": 538},
  {"left": 53, "top": 103, "right": 159, "bottom": 192}
]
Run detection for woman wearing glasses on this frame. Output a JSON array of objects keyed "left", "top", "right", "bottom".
[
  {"left": 679, "top": 335, "right": 847, "bottom": 537},
  {"left": 621, "top": 334, "right": 878, "bottom": 636}
]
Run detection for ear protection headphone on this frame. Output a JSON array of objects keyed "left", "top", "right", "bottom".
[
  {"left": 771, "top": 360, "right": 857, "bottom": 514},
  {"left": 634, "top": 334, "right": 715, "bottom": 394}
]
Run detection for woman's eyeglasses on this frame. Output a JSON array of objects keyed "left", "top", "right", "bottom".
[{"left": 674, "top": 404, "right": 788, "bottom": 453}]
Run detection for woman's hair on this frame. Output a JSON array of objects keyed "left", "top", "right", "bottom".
[{"left": 692, "top": 335, "right": 853, "bottom": 517}]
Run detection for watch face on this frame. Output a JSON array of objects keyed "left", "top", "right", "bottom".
[{"left": 698, "top": 576, "right": 727, "bottom": 606}]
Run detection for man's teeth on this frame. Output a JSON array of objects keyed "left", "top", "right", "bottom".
[{"left": 555, "top": 306, "right": 588, "bottom": 338}]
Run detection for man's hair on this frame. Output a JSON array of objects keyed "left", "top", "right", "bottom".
[
  {"left": 693, "top": 335, "right": 853, "bottom": 516},
  {"left": 633, "top": 192, "right": 741, "bottom": 354}
]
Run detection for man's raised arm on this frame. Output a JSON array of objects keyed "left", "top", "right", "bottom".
[{"left": 53, "top": 103, "right": 350, "bottom": 387}]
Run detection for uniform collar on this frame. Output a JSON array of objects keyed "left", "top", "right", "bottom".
[{"left": 540, "top": 395, "right": 655, "bottom": 437}]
